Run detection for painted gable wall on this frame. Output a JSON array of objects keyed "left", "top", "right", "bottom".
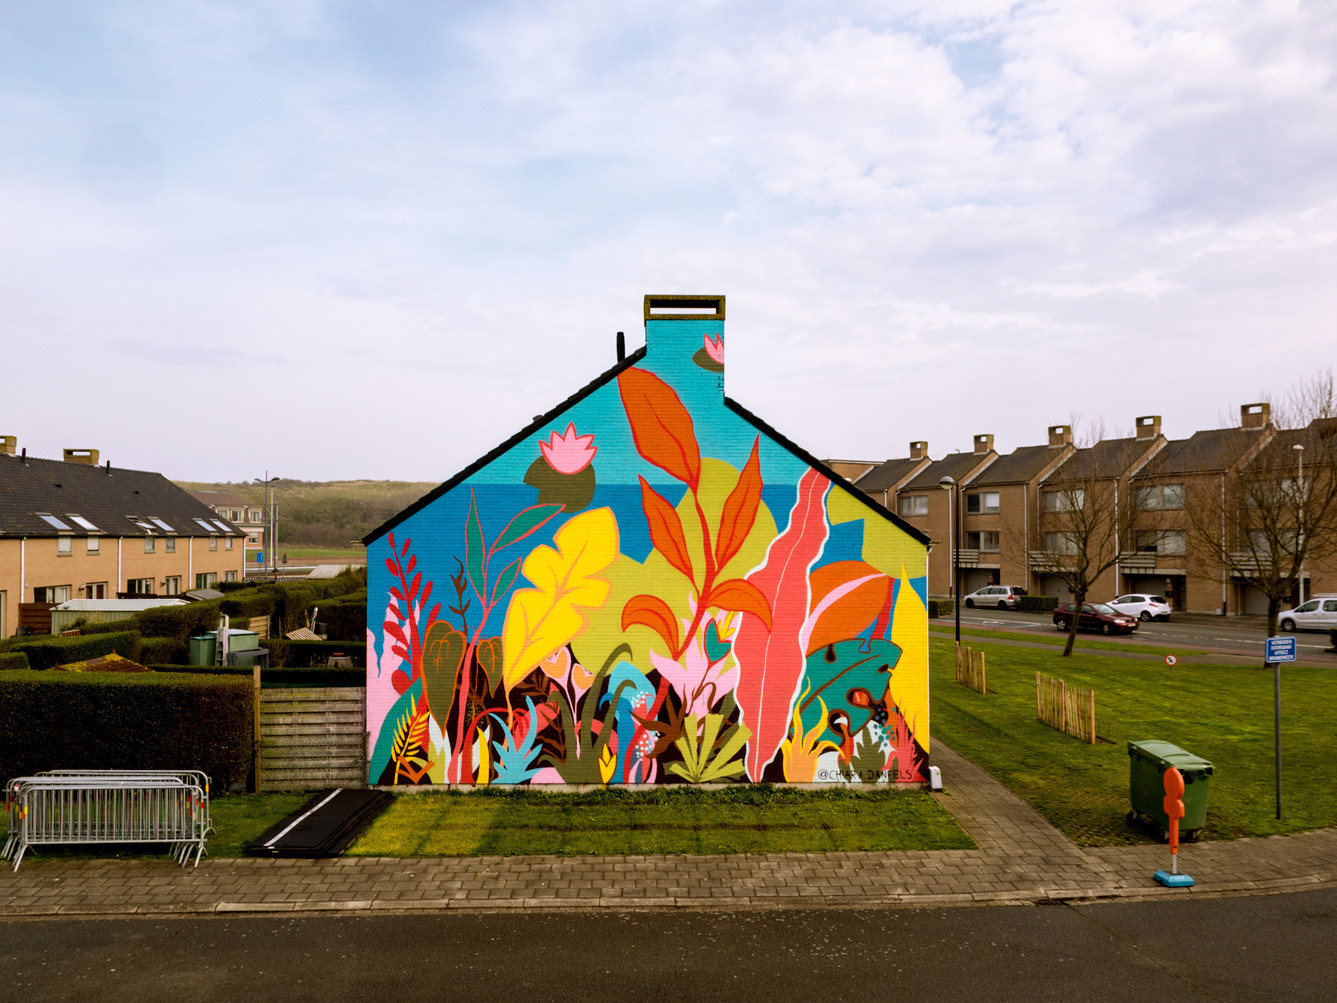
[{"left": 366, "top": 309, "right": 929, "bottom": 786}]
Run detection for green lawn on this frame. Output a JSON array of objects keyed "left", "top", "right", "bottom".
[
  {"left": 931, "top": 635, "right": 1337, "bottom": 845},
  {"left": 347, "top": 785, "right": 974, "bottom": 856}
]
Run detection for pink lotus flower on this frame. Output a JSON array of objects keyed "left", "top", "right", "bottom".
[
  {"left": 703, "top": 334, "right": 725, "bottom": 365},
  {"left": 539, "top": 422, "right": 597, "bottom": 474}
]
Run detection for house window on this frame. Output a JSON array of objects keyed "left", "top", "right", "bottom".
[
  {"left": 85, "top": 582, "right": 107, "bottom": 599},
  {"left": 195, "top": 572, "right": 217, "bottom": 589},
  {"left": 144, "top": 536, "right": 156, "bottom": 553},
  {"left": 224, "top": 571, "right": 237, "bottom": 582},
  {"left": 126, "top": 578, "right": 155, "bottom": 596},
  {"left": 899, "top": 494, "right": 928, "bottom": 517},
  {"left": 966, "top": 492, "right": 1000, "bottom": 514},
  {"left": 87, "top": 537, "right": 100, "bottom": 554},
  {"left": 1135, "top": 530, "right": 1186, "bottom": 555},
  {"left": 209, "top": 536, "right": 218, "bottom": 551},
  {"left": 57, "top": 536, "right": 72, "bottom": 555},
  {"left": 966, "top": 531, "right": 1000, "bottom": 552},
  {"left": 225, "top": 537, "right": 234, "bottom": 551},
  {"left": 1044, "top": 532, "right": 1078, "bottom": 555},
  {"left": 247, "top": 534, "right": 258, "bottom": 545},
  {"left": 1136, "top": 484, "right": 1185, "bottom": 510},
  {"left": 1042, "top": 488, "right": 1084, "bottom": 512},
  {"left": 165, "top": 537, "right": 176, "bottom": 553},
  {"left": 230, "top": 509, "right": 240, "bottom": 521},
  {"left": 163, "top": 576, "right": 181, "bottom": 596},
  {"left": 33, "top": 585, "right": 72, "bottom": 603}
]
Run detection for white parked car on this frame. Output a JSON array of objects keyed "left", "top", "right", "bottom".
[
  {"left": 1277, "top": 596, "right": 1337, "bottom": 632},
  {"left": 1107, "top": 594, "right": 1172, "bottom": 622}
]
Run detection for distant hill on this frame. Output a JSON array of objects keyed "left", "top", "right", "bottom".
[{"left": 175, "top": 479, "right": 437, "bottom": 548}]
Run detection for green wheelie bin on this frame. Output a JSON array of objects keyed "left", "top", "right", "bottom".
[{"left": 1127, "top": 740, "right": 1214, "bottom": 841}]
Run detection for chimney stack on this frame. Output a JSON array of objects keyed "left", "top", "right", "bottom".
[
  {"left": 909, "top": 440, "right": 928, "bottom": 460},
  {"left": 1240, "top": 403, "right": 1270, "bottom": 429},
  {"left": 1135, "top": 415, "right": 1162, "bottom": 439},
  {"left": 63, "top": 448, "right": 100, "bottom": 465},
  {"left": 973, "top": 433, "right": 994, "bottom": 454},
  {"left": 0, "top": 435, "right": 15, "bottom": 456},
  {"left": 1048, "top": 425, "right": 1072, "bottom": 447}
]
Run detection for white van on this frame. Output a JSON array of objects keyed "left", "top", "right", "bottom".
[{"left": 1277, "top": 596, "right": 1337, "bottom": 632}]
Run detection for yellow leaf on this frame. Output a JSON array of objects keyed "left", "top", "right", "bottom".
[{"left": 502, "top": 507, "right": 620, "bottom": 690}]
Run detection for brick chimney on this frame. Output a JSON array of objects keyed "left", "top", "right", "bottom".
[
  {"left": 1048, "top": 424, "right": 1072, "bottom": 447},
  {"left": 63, "top": 448, "right": 100, "bottom": 465},
  {"left": 1135, "top": 415, "right": 1162, "bottom": 439},
  {"left": 1240, "top": 403, "right": 1270, "bottom": 429},
  {"left": 0, "top": 435, "right": 15, "bottom": 456},
  {"left": 642, "top": 294, "right": 727, "bottom": 401},
  {"left": 909, "top": 440, "right": 928, "bottom": 460},
  {"left": 973, "top": 434, "right": 994, "bottom": 454}
]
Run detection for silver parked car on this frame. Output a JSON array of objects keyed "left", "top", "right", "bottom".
[
  {"left": 963, "top": 585, "right": 1027, "bottom": 609},
  {"left": 1108, "top": 594, "right": 1172, "bottom": 622}
]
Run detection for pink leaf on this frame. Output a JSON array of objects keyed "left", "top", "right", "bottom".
[{"left": 731, "top": 469, "right": 830, "bottom": 781}]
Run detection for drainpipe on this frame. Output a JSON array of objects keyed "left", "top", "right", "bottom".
[
  {"left": 117, "top": 537, "right": 122, "bottom": 597},
  {"left": 1220, "top": 472, "right": 1228, "bottom": 615},
  {"left": 20, "top": 538, "right": 25, "bottom": 603}
]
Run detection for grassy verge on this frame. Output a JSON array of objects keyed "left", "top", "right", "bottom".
[
  {"left": 932, "top": 635, "right": 1337, "bottom": 845},
  {"left": 930, "top": 624, "right": 1208, "bottom": 656},
  {"left": 347, "top": 785, "right": 974, "bottom": 856},
  {"left": 248, "top": 547, "right": 366, "bottom": 562}
]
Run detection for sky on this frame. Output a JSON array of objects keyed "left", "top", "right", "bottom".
[{"left": 3, "top": 0, "right": 1335, "bottom": 483}]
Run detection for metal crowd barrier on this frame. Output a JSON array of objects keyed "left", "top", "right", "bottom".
[{"left": 3, "top": 771, "right": 212, "bottom": 871}]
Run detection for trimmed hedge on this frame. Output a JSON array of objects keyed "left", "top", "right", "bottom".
[
  {"left": 0, "top": 652, "right": 30, "bottom": 671},
  {"left": 261, "top": 638, "right": 366, "bottom": 668},
  {"left": 7, "top": 631, "right": 142, "bottom": 671},
  {"left": 928, "top": 598, "right": 956, "bottom": 618},
  {"left": 149, "top": 664, "right": 365, "bottom": 687},
  {"left": 0, "top": 670, "right": 252, "bottom": 791},
  {"left": 1016, "top": 595, "right": 1060, "bottom": 613},
  {"left": 317, "top": 591, "right": 366, "bottom": 642}
]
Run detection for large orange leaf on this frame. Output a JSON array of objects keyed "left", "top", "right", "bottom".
[
  {"left": 710, "top": 578, "right": 772, "bottom": 629},
  {"left": 618, "top": 367, "right": 701, "bottom": 489},
  {"left": 803, "top": 561, "right": 894, "bottom": 656},
  {"left": 639, "top": 476, "right": 694, "bottom": 581},
  {"left": 715, "top": 437, "right": 762, "bottom": 570},
  {"left": 621, "top": 593, "right": 681, "bottom": 654}
]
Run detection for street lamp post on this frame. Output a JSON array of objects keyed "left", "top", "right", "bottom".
[
  {"left": 1293, "top": 444, "right": 1305, "bottom": 605},
  {"left": 939, "top": 475, "right": 961, "bottom": 644},
  {"left": 255, "top": 474, "right": 280, "bottom": 581}
]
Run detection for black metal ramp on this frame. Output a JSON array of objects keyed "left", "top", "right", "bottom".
[{"left": 246, "top": 789, "right": 393, "bottom": 858}]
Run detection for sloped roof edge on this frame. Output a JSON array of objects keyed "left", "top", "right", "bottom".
[
  {"left": 362, "top": 345, "right": 648, "bottom": 545},
  {"left": 723, "top": 398, "right": 933, "bottom": 548}
]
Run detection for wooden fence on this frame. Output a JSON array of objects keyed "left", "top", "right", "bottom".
[
  {"left": 1035, "top": 671, "right": 1097, "bottom": 744},
  {"left": 955, "top": 643, "right": 987, "bottom": 694},
  {"left": 255, "top": 683, "right": 366, "bottom": 791}
]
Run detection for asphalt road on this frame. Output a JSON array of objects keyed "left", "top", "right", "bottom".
[
  {"left": 4, "top": 889, "right": 1335, "bottom": 1002},
  {"left": 939, "top": 608, "right": 1337, "bottom": 664}
]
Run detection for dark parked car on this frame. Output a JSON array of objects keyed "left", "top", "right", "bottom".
[{"left": 1052, "top": 602, "right": 1139, "bottom": 635}]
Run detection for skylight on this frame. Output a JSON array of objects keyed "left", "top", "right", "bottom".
[
  {"left": 194, "top": 518, "right": 214, "bottom": 531},
  {"left": 38, "top": 514, "right": 72, "bottom": 531},
  {"left": 211, "top": 520, "right": 232, "bottom": 533},
  {"left": 150, "top": 518, "right": 174, "bottom": 533},
  {"left": 68, "top": 515, "right": 100, "bottom": 532}
]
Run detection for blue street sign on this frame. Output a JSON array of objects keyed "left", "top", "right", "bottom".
[{"left": 1266, "top": 636, "right": 1296, "bottom": 663}]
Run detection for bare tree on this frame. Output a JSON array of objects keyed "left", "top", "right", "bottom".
[
  {"left": 1186, "top": 370, "right": 1337, "bottom": 636},
  {"left": 1031, "top": 433, "right": 1146, "bottom": 656}
]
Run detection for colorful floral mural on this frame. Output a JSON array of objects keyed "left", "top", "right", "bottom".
[{"left": 366, "top": 307, "right": 930, "bottom": 786}]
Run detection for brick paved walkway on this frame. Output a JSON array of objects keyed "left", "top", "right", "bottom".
[{"left": 3, "top": 743, "right": 1334, "bottom": 918}]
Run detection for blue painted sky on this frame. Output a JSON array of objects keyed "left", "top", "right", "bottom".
[{"left": 3, "top": 1, "right": 1335, "bottom": 481}]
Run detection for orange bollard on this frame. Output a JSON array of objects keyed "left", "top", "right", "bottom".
[{"left": 1154, "top": 767, "right": 1194, "bottom": 887}]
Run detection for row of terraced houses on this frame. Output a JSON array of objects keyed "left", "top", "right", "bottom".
[{"left": 830, "top": 402, "right": 1335, "bottom": 615}]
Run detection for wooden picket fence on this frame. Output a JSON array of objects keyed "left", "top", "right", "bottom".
[
  {"left": 955, "top": 643, "right": 987, "bottom": 694},
  {"left": 1035, "top": 671, "right": 1097, "bottom": 744}
]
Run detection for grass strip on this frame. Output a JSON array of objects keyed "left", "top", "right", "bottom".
[
  {"left": 347, "top": 786, "right": 976, "bottom": 857},
  {"left": 931, "top": 636, "right": 1337, "bottom": 845}
]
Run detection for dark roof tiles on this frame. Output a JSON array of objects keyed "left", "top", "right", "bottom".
[{"left": 0, "top": 455, "right": 241, "bottom": 538}]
